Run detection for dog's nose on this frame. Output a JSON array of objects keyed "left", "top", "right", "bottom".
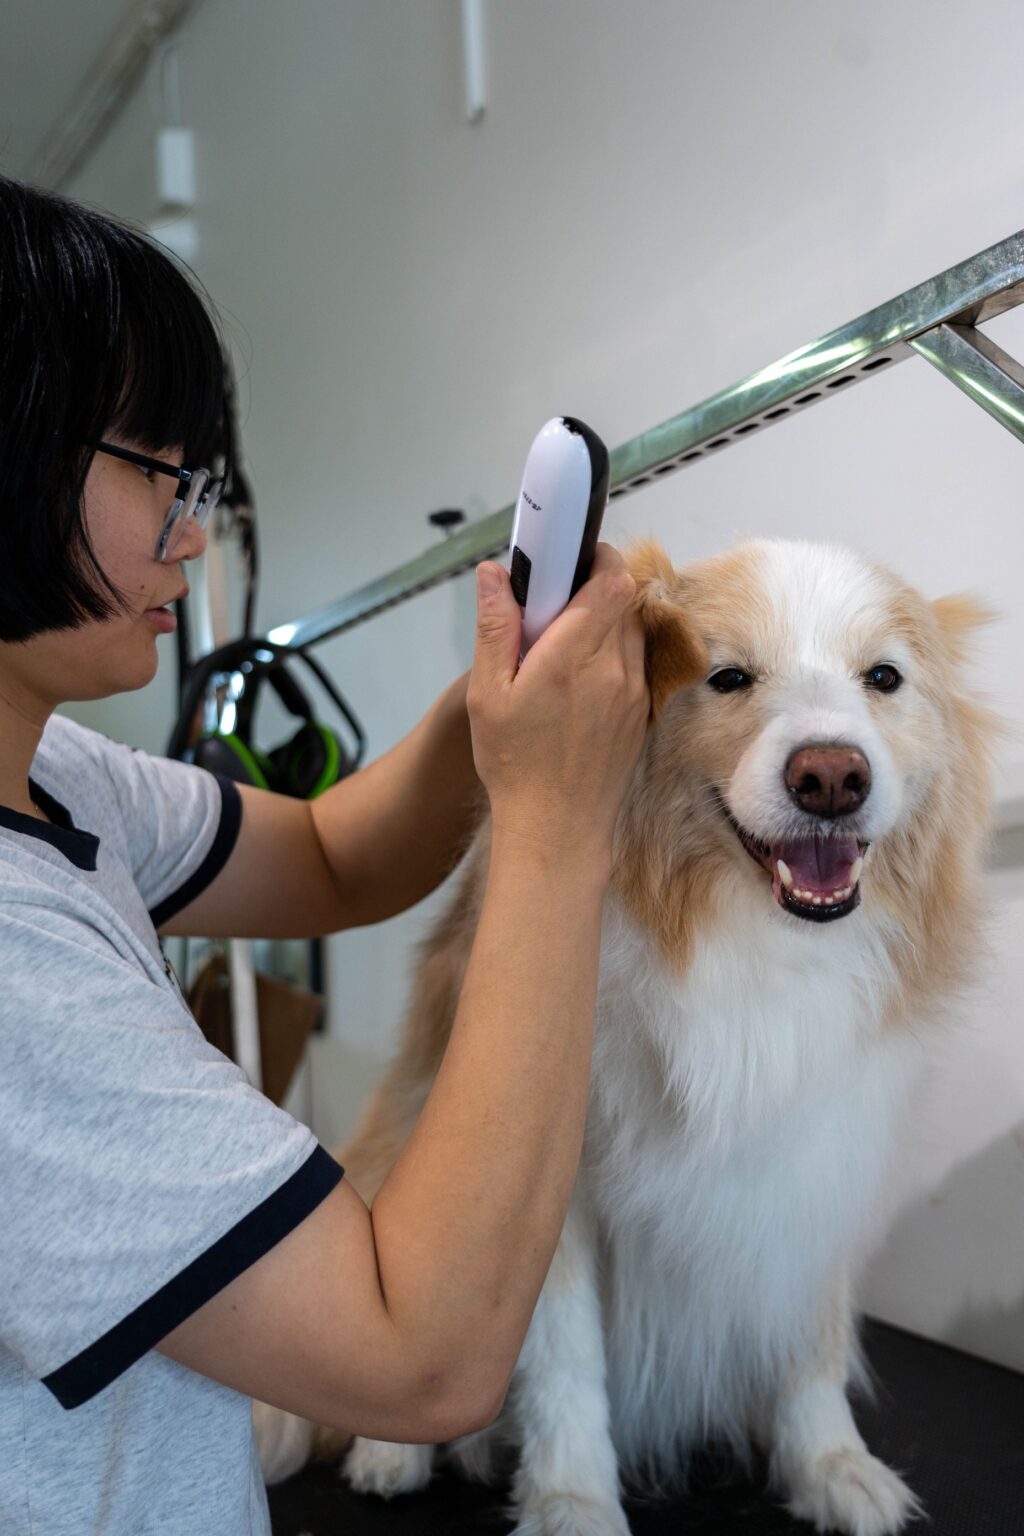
[{"left": 785, "top": 745, "right": 871, "bottom": 818}]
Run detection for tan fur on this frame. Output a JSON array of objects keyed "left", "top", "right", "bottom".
[
  {"left": 866, "top": 580, "right": 999, "bottom": 1026},
  {"left": 628, "top": 540, "right": 709, "bottom": 720},
  {"left": 931, "top": 592, "right": 996, "bottom": 664}
]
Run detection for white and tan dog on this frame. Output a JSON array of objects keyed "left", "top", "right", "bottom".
[{"left": 257, "top": 538, "right": 996, "bottom": 1536}]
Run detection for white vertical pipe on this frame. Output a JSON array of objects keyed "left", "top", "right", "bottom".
[
  {"left": 185, "top": 482, "right": 262, "bottom": 1088},
  {"left": 185, "top": 552, "right": 217, "bottom": 658},
  {"left": 461, "top": 0, "right": 486, "bottom": 122},
  {"left": 229, "top": 940, "right": 263, "bottom": 1090},
  {"left": 202, "top": 532, "right": 234, "bottom": 648}
]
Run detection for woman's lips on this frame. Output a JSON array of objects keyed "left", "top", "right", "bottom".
[
  {"left": 144, "top": 605, "right": 177, "bottom": 632},
  {"left": 144, "top": 586, "right": 187, "bottom": 632}
]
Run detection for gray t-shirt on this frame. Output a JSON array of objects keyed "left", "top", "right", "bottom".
[{"left": 0, "top": 714, "right": 343, "bottom": 1535}]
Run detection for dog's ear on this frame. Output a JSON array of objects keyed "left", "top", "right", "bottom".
[
  {"left": 627, "top": 540, "right": 708, "bottom": 721},
  {"left": 931, "top": 593, "right": 996, "bottom": 665}
]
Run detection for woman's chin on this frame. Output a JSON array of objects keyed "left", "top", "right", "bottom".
[
  {"left": 104, "top": 631, "right": 163, "bottom": 695},
  {"left": 130, "top": 641, "right": 163, "bottom": 690}
]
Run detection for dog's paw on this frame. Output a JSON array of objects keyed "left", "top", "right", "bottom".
[
  {"left": 341, "top": 1437, "right": 434, "bottom": 1499},
  {"left": 510, "top": 1493, "right": 632, "bottom": 1536},
  {"left": 784, "top": 1446, "right": 924, "bottom": 1536}
]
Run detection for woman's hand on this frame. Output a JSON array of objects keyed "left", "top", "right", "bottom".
[{"left": 466, "top": 543, "right": 649, "bottom": 871}]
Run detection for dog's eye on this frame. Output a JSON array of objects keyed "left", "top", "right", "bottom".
[
  {"left": 707, "top": 667, "right": 753, "bottom": 694},
  {"left": 863, "top": 663, "right": 902, "bottom": 693}
]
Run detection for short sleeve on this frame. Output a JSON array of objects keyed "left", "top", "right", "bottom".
[
  {"left": 0, "top": 900, "right": 343, "bottom": 1410},
  {"left": 92, "top": 732, "right": 243, "bottom": 925}
]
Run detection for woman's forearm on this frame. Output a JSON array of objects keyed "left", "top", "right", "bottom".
[{"left": 368, "top": 829, "right": 610, "bottom": 1423}]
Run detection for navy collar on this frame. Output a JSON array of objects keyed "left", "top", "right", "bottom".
[{"left": 0, "top": 780, "right": 100, "bottom": 872}]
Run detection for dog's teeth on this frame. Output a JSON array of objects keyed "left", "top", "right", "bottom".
[
  {"left": 812, "top": 896, "right": 822, "bottom": 906},
  {"left": 850, "top": 856, "right": 863, "bottom": 885},
  {"left": 777, "top": 859, "right": 793, "bottom": 888},
  {"left": 824, "top": 896, "right": 834, "bottom": 905}
]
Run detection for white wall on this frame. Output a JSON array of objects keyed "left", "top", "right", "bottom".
[{"left": 51, "top": 0, "right": 1024, "bottom": 1369}]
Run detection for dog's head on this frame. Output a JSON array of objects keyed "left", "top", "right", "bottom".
[{"left": 620, "top": 538, "right": 996, "bottom": 953}]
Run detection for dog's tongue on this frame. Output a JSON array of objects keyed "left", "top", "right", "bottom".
[{"left": 770, "top": 835, "right": 860, "bottom": 905}]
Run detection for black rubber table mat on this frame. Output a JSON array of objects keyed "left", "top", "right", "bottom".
[{"left": 268, "top": 1318, "right": 1024, "bottom": 1534}]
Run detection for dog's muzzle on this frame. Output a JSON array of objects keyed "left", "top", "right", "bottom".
[{"left": 715, "top": 789, "right": 869, "bottom": 924}]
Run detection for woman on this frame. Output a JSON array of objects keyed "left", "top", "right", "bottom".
[{"left": 0, "top": 173, "right": 649, "bottom": 1535}]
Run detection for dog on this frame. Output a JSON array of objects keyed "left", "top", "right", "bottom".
[{"left": 256, "top": 537, "right": 996, "bottom": 1535}]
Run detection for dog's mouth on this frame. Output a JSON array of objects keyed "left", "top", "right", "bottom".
[{"left": 714, "top": 792, "right": 868, "bottom": 924}]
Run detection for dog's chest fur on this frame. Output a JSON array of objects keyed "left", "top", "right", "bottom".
[{"left": 575, "top": 882, "right": 921, "bottom": 1466}]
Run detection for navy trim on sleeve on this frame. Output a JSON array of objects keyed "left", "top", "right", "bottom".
[
  {"left": 43, "top": 1144, "right": 344, "bottom": 1410},
  {"left": 148, "top": 774, "right": 243, "bottom": 928}
]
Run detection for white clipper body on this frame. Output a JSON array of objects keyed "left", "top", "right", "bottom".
[{"left": 507, "top": 416, "right": 610, "bottom": 654}]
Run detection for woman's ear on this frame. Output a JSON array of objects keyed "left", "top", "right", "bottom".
[{"left": 627, "top": 540, "right": 708, "bottom": 721}]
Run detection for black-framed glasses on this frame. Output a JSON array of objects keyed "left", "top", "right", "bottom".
[{"left": 93, "top": 441, "right": 224, "bottom": 562}]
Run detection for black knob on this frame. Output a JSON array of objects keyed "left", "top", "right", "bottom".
[{"left": 428, "top": 509, "right": 466, "bottom": 536}]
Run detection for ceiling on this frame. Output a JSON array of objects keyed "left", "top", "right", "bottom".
[{"left": 0, "top": 0, "right": 141, "bottom": 183}]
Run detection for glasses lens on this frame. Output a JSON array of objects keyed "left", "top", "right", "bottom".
[{"left": 158, "top": 469, "right": 209, "bottom": 562}]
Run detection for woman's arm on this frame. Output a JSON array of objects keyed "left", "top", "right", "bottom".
[
  {"left": 158, "top": 834, "right": 609, "bottom": 1442},
  {"left": 309, "top": 667, "right": 486, "bottom": 926},
  {"left": 159, "top": 670, "right": 485, "bottom": 940}
]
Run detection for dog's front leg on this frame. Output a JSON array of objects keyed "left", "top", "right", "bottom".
[
  {"left": 507, "top": 1195, "right": 630, "bottom": 1536},
  {"left": 768, "top": 1263, "right": 923, "bottom": 1536}
]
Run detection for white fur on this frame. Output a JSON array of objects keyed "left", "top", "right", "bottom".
[
  {"left": 342, "top": 1437, "right": 434, "bottom": 1498},
  {"left": 252, "top": 1400, "right": 315, "bottom": 1486},
  {"left": 771, "top": 1379, "right": 924, "bottom": 1534},
  {"left": 413, "top": 874, "right": 926, "bottom": 1535},
  {"left": 586, "top": 890, "right": 918, "bottom": 1479},
  {"left": 726, "top": 543, "right": 910, "bottom": 844},
  {"left": 728, "top": 681, "right": 904, "bottom": 846}
]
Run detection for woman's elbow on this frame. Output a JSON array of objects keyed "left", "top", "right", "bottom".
[{"left": 423, "top": 1364, "right": 511, "bottom": 1444}]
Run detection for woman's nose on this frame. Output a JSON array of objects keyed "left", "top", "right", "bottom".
[{"left": 173, "top": 513, "right": 208, "bottom": 563}]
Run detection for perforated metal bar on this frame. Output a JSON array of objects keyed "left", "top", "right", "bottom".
[{"left": 269, "top": 228, "right": 1024, "bottom": 650}]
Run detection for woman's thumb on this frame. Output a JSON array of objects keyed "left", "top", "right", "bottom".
[{"left": 473, "top": 561, "right": 521, "bottom": 683}]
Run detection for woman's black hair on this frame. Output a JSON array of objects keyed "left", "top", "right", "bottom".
[{"left": 0, "top": 173, "right": 240, "bottom": 642}]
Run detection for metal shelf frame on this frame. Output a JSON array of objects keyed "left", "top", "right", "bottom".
[{"left": 268, "top": 226, "right": 1024, "bottom": 652}]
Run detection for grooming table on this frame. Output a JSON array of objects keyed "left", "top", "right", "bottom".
[{"left": 268, "top": 1318, "right": 1024, "bottom": 1534}]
